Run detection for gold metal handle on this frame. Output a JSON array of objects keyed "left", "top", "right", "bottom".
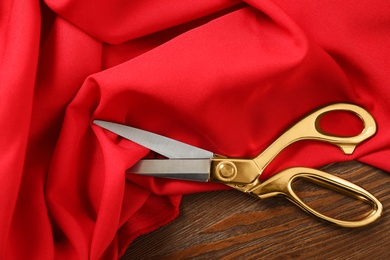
[
  {"left": 254, "top": 103, "right": 377, "bottom": 173},
  {"left": 250, "top": 167, "right": 382, "bottom": 228}
]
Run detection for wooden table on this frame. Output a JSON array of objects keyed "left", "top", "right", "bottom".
[{"left": 122, "top": 161, "right": 390, "bottom": 259}]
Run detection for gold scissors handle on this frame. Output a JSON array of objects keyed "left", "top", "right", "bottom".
[
  {"left": 250, "top": 167, "right": 382, "bottom": 227},
  {"left": 254, "top": 103, "right": 377, "bottom": 172},
  {"left": 211, "top": 103, "right": 377, "bottom": 186},
  {"left": 209, "top": 103, "right": 381, "bottom": 227}
]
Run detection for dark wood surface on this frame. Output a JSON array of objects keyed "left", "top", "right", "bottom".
[{"left": 122, "top": 161, "right": 390, "bottom": 259}]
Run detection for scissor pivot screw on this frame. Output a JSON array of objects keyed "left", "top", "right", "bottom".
[{"left": 216, "top": 161, "right": 237, "bottom": 181}]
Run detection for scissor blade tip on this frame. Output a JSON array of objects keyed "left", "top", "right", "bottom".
[
  {"left": 93, "top": 120, "right": 116, "bottom": 129},
  {"left": 93, "top": 119, "right": 103, "bottom": 125}
]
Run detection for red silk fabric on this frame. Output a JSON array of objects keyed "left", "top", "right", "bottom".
[{"left": 1, "top": 0, "right": 389, "bottom": 258}]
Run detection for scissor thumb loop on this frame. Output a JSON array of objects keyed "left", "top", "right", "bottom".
[
  {"left": 309, "top": 103, "right": 377, "bottom": 154},
  {"left": 254, "top": 103, "right": 377, "bottom": 173}
]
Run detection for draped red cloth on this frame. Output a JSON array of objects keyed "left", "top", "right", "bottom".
[{"left": 1, "top": 0, "right": 389, "bottom": 258}]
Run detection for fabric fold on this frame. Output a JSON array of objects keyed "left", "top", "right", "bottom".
[{"left": 0, "top": 0, "right": 41, "bottom": 257}]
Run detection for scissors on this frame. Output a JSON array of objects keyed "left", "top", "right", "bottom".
[{"left": 94, "top": 103, "right": 382, "bottom": 228}]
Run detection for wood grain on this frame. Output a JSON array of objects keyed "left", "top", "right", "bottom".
[{"left": 122, "top": 161, "right": 390, "bottom": 259}]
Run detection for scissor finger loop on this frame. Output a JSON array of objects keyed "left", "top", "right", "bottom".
[{"left": 249, "top": 167, "right": 382, "bottom": 228}]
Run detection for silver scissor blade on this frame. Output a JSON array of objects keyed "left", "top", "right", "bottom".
[
  {"left": 93, "top": 120, "right": 214, "bottom": 159},
  {"left": 127, "top": 159, "right": 210, "bottom": 182}
]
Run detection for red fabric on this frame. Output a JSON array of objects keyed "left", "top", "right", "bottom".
[{"left": 1, "top": 0, "right": 389, "bottom": 258}]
